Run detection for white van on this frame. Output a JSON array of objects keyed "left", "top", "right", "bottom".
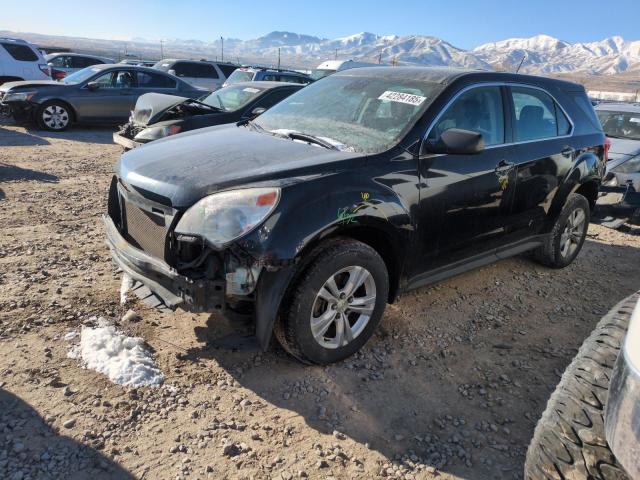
[
  {"left": 0, "top": 38, "right": 50, "bottom": 84},
  {"left": 310, "top": 59, "right": 381, "bottom": 81}
]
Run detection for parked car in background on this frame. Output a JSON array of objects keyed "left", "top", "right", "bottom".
[
  {"left": 223, "top": 66, "right": 312, "bottom": 87},
  {"left": 310, "top": 59, "right": 380, "bottom": 81},
  {"left": 596, "top": 102, "right": 640, "bottom": 191},
  {"left": 119, "top": 59, "right": 157, "bottom": 67},
  {"left": 153, "top": 59, "right": 238, "bottom": 90},
  {"left": 0, "top": 37, "right": 50, "bottom": 84},
  {"left": 0, "top": 64, "right": 205, "bottom": 130},
  {"left": 113, "top": 81, "right": 304, "bottom": 149},
  {"left": 45, "top": 52, "right": 114, "bottom": 80},
  {"left": 104, "top": 67, "right": 605, "bottom": 364},
  {"left": 526, "top": 291, "right": 640, "bottom": 480}
]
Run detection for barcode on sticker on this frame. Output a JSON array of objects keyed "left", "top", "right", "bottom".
[
  {"left": 243, "top": 87, "right": 260, "bottom": 93},
  {"left": 378, "top": 91, "right": 426, "bottom": 106}
]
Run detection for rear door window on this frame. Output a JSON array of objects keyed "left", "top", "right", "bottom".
[
  {"left": 510, "top": 87, "right": 570, "bottom": 141},
  {"left": 428, "top": 86, "right": 505, "bottom": 146},
  {"left": 72, "top": 56, "right": 102, "bottom": 68},
  {"left": 1, "top": 43, "right": 39, "bottom": 62},
  {"left": 136, "top": 71, "right": 177, "bottom": 89}
]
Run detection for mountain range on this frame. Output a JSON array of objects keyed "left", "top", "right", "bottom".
[{"left": 3, "top": 29, "right": 640, "bottom": 76}]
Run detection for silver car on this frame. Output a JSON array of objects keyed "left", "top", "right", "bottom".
[
  {"left": 596, "top": 102, "right": 640, "bottom": 191},
  {"left": 45, "top": 52, "right": 114, "bottom": 80}
]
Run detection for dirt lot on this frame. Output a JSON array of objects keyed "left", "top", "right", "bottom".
[{"left": 1, "top": 119, "right": 639, "bottom": 480}]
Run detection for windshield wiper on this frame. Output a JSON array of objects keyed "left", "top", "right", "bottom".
[
  {"left": 187, "top": 99, "right": 222, "bottom": 111},
  {"left": 246, "top": 120, "right": 266, "bottom": 132},
  {"left": 288, "top": 132, "right": 338, "bottom": 150}
]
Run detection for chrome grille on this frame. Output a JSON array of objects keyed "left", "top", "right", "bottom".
[{"left": 123, "top": 200, "right": 167, "bottom": 259}]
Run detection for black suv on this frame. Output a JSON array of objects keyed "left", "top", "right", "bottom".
[{"left": 104, "top": 67, "right": 605, "bottom": 364}]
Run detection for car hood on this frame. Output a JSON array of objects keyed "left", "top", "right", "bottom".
[
  {"left": 131, "top": 93, "right": 192, "bottom": 126},
  {"left": 0, "top": 80, "right": 62, "bottom": 92},
  {"left": 607, "top": 138, "right": 640, "bottom": 169},
  {"left": 117, "top": 124, "right": 364, "bottom": 207}
]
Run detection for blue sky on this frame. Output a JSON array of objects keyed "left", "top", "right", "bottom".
[{"left": 2, "top": 0, "right": 639, "bottom": 48}]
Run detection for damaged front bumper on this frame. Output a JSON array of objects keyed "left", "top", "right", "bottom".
[
  {"left": 113, "top": 131, "right": 143, "bottom": 150},
  {"left": 103, "top": 214, "right": 226, "bottom": 312},
  {"left": 593, "top": 182, "right": 640, "bottom": 228}
]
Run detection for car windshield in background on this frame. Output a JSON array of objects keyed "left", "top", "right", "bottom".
[
  {"left": 310, "top": 69, "right": 334, "bottom": 80},
  {"left": 254, "top": 75, "right": 440, "bottom": 154},
  {"left": 224, "top": 69, "right": 255, "bottom": 85},
  {"left": 62, "top": 67, "right": 102, "bottom": 85},
  {"left": 597, "top": 110, "right": 640, "bottom": 140},
  {"left": 202, "top": 84, "right": 265, "bottom": 111}
]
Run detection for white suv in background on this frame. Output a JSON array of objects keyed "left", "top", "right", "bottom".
[
  {"left": 152, "top": 59, "right": 238, "bottom": 91},
  {"left": 0, "top": 37, "right": 50, "bottom": 84}
]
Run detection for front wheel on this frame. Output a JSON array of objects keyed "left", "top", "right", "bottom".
[
  {"left": 277, "top": 239, "right": 389, "bottom": 364},
  {"left": 534, "top": 193, "right": 590, "bottom": 268},
  {"left": 36, "top": 100, "right": 72, "bottom": 131}
]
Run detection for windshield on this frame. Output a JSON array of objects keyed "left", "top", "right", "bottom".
[
  {"left": 224, "top": 69, "right": 255, "bottom": 85},
  {"left": 201, "top": 84, "right": 265, "bottom": 111},
  {"left": 62, "top": 66, "right": 102, "bottom": 85},
  {"left": 310, "top": 69, "right": 335, "bottom": 81},
  {"left": 597, "top": 110, "right": 640, "bottom": 141},
  {"left": 254, "top": 74, "right": 440, "bottom": 153}
]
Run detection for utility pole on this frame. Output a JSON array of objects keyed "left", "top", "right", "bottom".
[
  {"left": 335, "top": 48, "right": 338, "bottom": 60},
  {"left": 220, "top": 36, "right": 224, "bottom": 62},
  {"left": 277, "top": 47, "right": 281, "bottom": 69},
  {"left": 160, "top": 39, "right": 164, "bottom": 60},
  {"left": 378, "top": 50, "right": 382, "bottom": 64}
]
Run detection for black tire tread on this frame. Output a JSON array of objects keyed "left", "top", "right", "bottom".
[
  {"left": 524, "top": 292, "right": 639, "bottom": 480},
  {"left": 534, "top": 193, "right": 590, "bottom": 268}
]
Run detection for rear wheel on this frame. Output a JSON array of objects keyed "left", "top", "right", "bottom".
[
  {"left": 534, "top": 193, "right": 590, "bottom": 268},
  {"left": 37, "top": 100, "right": 72, "bottom": 131},
  {"left": 277, "top": 239, "right": 389, "bottom": 364}
]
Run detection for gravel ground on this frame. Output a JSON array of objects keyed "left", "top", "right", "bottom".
[{"left": 1, "top": 119, "right": 639, "bottom": 480}]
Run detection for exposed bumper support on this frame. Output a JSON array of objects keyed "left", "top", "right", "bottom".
[
  {"left": 605, "top": 296, "right": 640, "bottom": 479},
  {"left": 103, "top": 214, "right": 225, "bottom": 312},
  {"left": 113, "top": 131, "right": 143, "bottom": 150}
]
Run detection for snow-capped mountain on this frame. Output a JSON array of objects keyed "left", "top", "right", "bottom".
[
  {"left": 474, "top": 34, "right": 640, "bottom": 74},
  {"left": 2, "top": 29, "right": 639, "bottom": 75}
]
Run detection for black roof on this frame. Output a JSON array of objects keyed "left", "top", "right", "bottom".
[{"left": 335, "top": 66, "right": 584, "bottom": 90}]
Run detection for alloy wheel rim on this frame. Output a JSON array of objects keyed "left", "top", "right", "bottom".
[
  {"left": 560, "top": 208, "right": 586, "bottom": 258},
  {"left": 43, "top": 105, "right": 69, "bottom": 129},
  {"left": 310, "top": 266, "right": 376, "bottom": 349}
]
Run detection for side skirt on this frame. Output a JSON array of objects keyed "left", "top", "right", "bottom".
[{"left": 405, "top": 235, "right": 546, "bottom": 292}]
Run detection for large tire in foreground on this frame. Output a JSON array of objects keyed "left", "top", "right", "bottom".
[
  {"left": 276, "top": 238, "right": 389, "bottom": 365},
  {"left": 524, "top": 292, "right": 639, "bottom": 480}
]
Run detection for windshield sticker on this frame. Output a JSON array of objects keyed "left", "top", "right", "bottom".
[
  {"left": 243, "top": 87, "right": 260, "bottom": 93},
  {"left": 378, "top": 90, "right": 426, "bottom": 106}
]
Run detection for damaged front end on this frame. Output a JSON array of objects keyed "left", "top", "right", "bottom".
[{"left": 593, "top": 181, "right": 640, "bottom": 229}]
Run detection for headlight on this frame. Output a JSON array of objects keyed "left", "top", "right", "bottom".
[
  {"left": 3, "top": 91, "right": 36, "bottom": 102},
  {"left": 134, "top": 124, "right": 182, "bottom": 141},
  {"left": 611, "top": 155, "right": 640, "bottom": 174},
  {"left": 175, "top": 188, "right": 280, "bottom": 247}
]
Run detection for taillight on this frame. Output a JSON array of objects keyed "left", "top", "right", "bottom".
[
  {"left": 38, "top": 64, "right": 50, "bottom": 77},
  {"left": 52, "top": 70, "right": 66, "bottom": 80},
  {"left": 604, "top": 137, "right": 611, "bottom": 162}
]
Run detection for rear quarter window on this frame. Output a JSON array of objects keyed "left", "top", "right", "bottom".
[
  {"left": 217, "top": 64, "right": 238, "bottom": 77},
  {"left": 571, "top": 93, "right": 603, "bottom": 131},
  {"left": 1, "top": 43, "right": 39, "bottom": 62}
]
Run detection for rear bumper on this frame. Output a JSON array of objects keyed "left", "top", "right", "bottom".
[
  {"left": 605, "top": 297, "right": 640, "bottom": 479},
  {"left": 112, "top": 132, "right": 143, "bottom": 150},
  {"left": 103, "top": 214, "right": 225, "bottom": 312}
]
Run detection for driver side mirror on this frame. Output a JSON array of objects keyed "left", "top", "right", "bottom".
[
  {"left": 250, "top": 107, "right": 266, "bottom": 118},
  {"left": 423, "top": 128, "right": 485, "bottom": 155},
  {"left": 86, "top": 81, "right": 100, "bottom": 92}
]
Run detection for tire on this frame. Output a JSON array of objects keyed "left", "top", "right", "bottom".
[
  {"left": 524, "top": 292, "right": 638, "bottom": 480},
  {"left": 277, "top": 238, "right": 389, "bottom": 365},
  {"left": 36, "top": 100, "right": 72, "bottom": 131},
  {"left": 534, "top": 193, "right": 590, "bottom": 268}
]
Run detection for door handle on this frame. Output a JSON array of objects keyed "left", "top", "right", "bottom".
[{"left": 494, "top": 160, "right": 515, "bottom": 173}]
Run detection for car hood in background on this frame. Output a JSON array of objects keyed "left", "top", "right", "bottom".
[
  {"left": 607, "top": 137, "right": 640, "bottom": 170},
  {"left": 131, "top": 93, "right": 192, "bottom": 126},
  {"left": 0, "top": 80, "right": 63, "bottom": 92},
  {"left": 117, "top": 124, "right": 364, "bottom": 207}
]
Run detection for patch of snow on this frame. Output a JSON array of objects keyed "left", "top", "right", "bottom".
[
  {"left": 120, "top": 273, "right": 134, "bottom": 304},
  {"left": 67, "top": 319, "right": 163, "bottom": 387}
]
